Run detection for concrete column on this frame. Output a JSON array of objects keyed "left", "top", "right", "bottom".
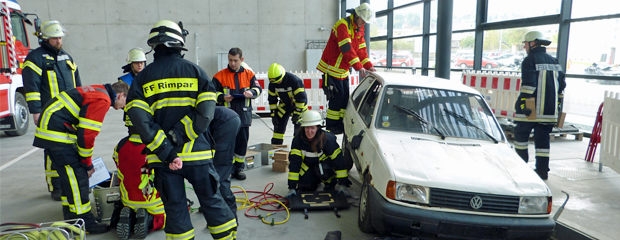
[{"left": 435, "top": 0, "right": 453, "bottom": 79}]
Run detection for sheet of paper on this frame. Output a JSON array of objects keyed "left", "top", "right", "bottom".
[{"left": 89, "top": 157, "right": 111, "bottom": 188}]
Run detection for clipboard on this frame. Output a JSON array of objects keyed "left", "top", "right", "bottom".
[{"left": 88, "top": 157, "right": 111, "bottom": 188}]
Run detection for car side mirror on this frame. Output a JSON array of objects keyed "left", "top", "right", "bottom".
[{"left": 351, "top": 130, "right": 365, "bottom": 150}]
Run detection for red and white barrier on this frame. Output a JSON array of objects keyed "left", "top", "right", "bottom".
[
  {"left": 252, "top": 71, "right": 360, "bottom": 114},
  {"left": 461, "top": 70, "right": 522, "bottom": 120}
]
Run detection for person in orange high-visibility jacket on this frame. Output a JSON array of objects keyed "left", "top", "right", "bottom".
[
  {"left": 317, "top": 3, "right": 376, "bottom": 134},
  {"left": 33, "top": 82, "right": 129, "bottom": 234},
  {"left": 113, "top": 135, "right": 165, "bottom": 239}
]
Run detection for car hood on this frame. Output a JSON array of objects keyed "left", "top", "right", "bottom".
[{"left": 374, "top": 130, "right": 550, "bottom": 196}]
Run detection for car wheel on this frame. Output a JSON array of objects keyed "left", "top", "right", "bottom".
[
  {"left": 358, "top": 176, "right": 375, "bottom": 233},
  {"left": 5, "top": 92, "right": 29, "bottom": 136},
  {"left": 460, "top": 63, "right": 467, "bottom": 69},
  {"left": 342, "top": 133, "right": 354, "bottom": 171},
  {"left": 401, "top": 63, "right": 407, "bottom": 67},
  {"left": 485, "top": 63, "right": 493, "bottom": 69},
  {"left": 376, "top": 62, "right": 382, "bottom": 66}
]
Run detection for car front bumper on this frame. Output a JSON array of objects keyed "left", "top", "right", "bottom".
[{"left": 368, "top": 185, "right": 555, "bottom": 239}]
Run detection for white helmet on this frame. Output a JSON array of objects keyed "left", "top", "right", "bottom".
[
  {"left": 300, "top": 110, "right": 323, "bottom": 127},
  {"left": 355, "top": 3, "right": 375, "bottom": 23},
  {"left": 126, "top": 48, "right": 147, "bottom": 64},
  {"left": 147, "top": 20, "right": 187, "bottom": 49},
  {"left": 39, "top": 20, "right": 66, "bottom": 39},
  {"left": 523, "top": 31, "right": 551, "bottom": 46}
]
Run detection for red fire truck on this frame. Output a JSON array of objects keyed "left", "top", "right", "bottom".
[{"left": 0, "top": 0, "right": 37, "bottom": 136}]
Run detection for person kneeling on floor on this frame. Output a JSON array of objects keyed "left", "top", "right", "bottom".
[
  {"left": 112, "top": 117, "right": 165, "bottom": 239},
  {"left": 285, "top": 110, "right": 351, "bottom": 199}
]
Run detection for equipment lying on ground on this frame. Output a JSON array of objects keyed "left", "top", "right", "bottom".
[
  {"left": 0, "top": 219, "right": 85, "bottom": 240},
  {"left": 288, "top": 190, "right": 349, "bottom": 219}
]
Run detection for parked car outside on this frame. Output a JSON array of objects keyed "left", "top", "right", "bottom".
[
  {"left": 454, "top": 55, "right": 499, "bottom": 69},
  {"left": 342, "top": 72, "right": 554, "bottom": 239},
  {"left": 375, "top": 53, "right": 414, "bottom": 67}
]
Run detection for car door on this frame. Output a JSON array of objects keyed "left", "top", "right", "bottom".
[{"left": 346, "top": 77, "right": 383, "bottom": 173}]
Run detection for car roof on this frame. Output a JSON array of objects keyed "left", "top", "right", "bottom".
[{"left": 370, "top": 72, "right": 480, "bottom": 95}]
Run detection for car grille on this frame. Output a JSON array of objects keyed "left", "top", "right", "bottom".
[{"left": 430, "top": 188, "right": 520, "bottom": 214}]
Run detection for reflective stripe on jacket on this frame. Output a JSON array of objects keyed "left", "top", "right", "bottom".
[
  {"left": 267, "top": 72, "right": 308, "bottom": 117},
  {"left": 317, "top": 15, "right": 373, "bottom": 80},
  {"left": 33, "top": 85, "right": 113, "bottom": 170},
  {"left": 23, "top": 41, "right": 82, "bottom": 114},
  {"left": 514, "top": 47, "right": 567, "bottom": 123}
]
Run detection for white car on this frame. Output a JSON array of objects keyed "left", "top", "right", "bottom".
[{"left": 342, "top": 72, "right": 554, "bottom": 239}]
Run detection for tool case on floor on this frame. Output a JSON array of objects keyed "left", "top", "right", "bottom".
[
  {"left": 0, "top": 218, "right": 86, "bottom": 240},
  {"left": 89, "top": 171, "right": 120, "bottom": 221}
]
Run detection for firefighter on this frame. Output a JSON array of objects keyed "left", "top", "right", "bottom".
[
  {"left": 23, "top": 20, "right": 82, "bottom": 201},
  {"left": 285, "top": 110, "right": 352, "bottom": 199},
  {"left": 212, "top": 47, "right": 262, "bottom": 180},
  {"left": 317, "top": 3, "right": 376, "bottom": 134},
  {"left": 118, "top": 48, "right": 147, "bottom": 131},
  {"left": 267, "top": 63, "right": 308, "bottom": 144},
  {"left": 204, "top": 106, "right": 241, "bottom": 220},
  {"left": 112, "top": 128, "right": 165, "bottom": 239},
  {"left": 126, "top": 20, "right": 237, "bottom": 240},
  {"left": 32, "top": 81, "right": 129, "bottom": 234},
  {"left": 513, "top": 31, "right": 566, "bottom": 180}
]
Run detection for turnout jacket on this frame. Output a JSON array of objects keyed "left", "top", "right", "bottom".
[
  {"left": 514, "top": 47, "right": 566, "bottom": 123},
  {"left": 212, "top": 65, "right": 262, "bottom": 127},
  {"left": 33, "top": 84, "right": 116, "bottom": 170},
  {"left": 268, "top": 72, "right": 308, "bottom": 117},
  {"left": 119, "top": 72, "right": 137, "bottom": 129},
  {"left": 317, "top": 15, "right": 373, "bottom": 80},
  {"left": 126, "top": 49, "right": 217, "bottom": 168},
  {"left": 287, "top": 129, "right": 348, "bottom": 189},
  {"left": 23, "top": 41, "right": 82, "bottom": 114}
]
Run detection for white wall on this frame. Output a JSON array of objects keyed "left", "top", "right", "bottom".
[{"left": 19, "top": 0, "right": 338, "bottom": 85}]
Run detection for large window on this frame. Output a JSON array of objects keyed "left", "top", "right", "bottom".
[
  {"left": 487, "top": 0, "right": 561, "bottom": 23},
  {"left": 370, "top": 16, "right": 388, "bottom": 37},
  {"left": 452, "top": 0, "right": 477, "bottom": 31},
  {"left": 572, "top": 0, "right": 620, "bottom": 18},
  {"left": 567, "top": 18, "right": 620, "bottom": 76},
  {"left": 393, "top": 3, "right": 424, "bottom": 37}
]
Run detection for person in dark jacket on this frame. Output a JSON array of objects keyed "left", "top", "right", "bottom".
[
  {"left": 212, "top": 47, "right": 262, "bottom": 180},
  {"left": 33, "top": 81, "right": 129, "bottom": 234},
  {"left": 285, "top": 110, "right": 351, "bottom": 199},
  {"left": 126, "top": 20, "right": 237, "bottom": 240},
  {"left": 23, "top": 20, "right": 82, "bottom": 201},
  {"left": 513, "top": 31, "right": 566, "bottom": 180},
  {"left": 203, "top": 106, "right": 241, "bottom": 220},
  {"left": 118, "top": 48, "right": 147, "bottom": 131},
  {"left": 267, "top": 63, "right": 308, "bottom": 144}
]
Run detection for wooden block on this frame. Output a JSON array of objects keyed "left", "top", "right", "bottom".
[
  {"left": 526, "top": 98, "right": 536, "bottom": 120},
  {"left": 272, "top": 144, "right": 288, "bottom": 150},
  {"left": 272, "top": 161, "right": 289, "bottom": 172},
  {"left": 273, "top": 151, "right": 289, "bottom": 160}
]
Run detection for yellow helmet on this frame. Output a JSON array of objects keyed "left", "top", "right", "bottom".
[
  {"left": 355, "top": 3, "right": 375, "bottom": 23},
  {"left": 147, "top": 20, "right": 186, "bottom": 49},
  {"left": 126, "top": 48, "right": 147, "bottom": 64},
  {"left": 300, "top": 110, "right": 323, "bottom": 127},
  {"left": 268, "top": 63, "right": 285, "bottom": 84},
  {"left": 39, "top": 20, "right": 66, "bottom": 39}
]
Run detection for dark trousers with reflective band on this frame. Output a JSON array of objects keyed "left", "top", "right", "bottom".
[
  {"left": 233, "top": 127, "right": 249, "bottom": 171},
  {"left": 514, "top": 122, "right": 553, "bottom": 173},
  {"left": 46, "top": 148, "right": 93, "bottom": 218},
  {"left": 324, "top": 74, "right": 349, "bottom": 132},
  {"left": 44, "top": 151, "right": 61, "bottom": 192},
  {"left": 296, "top": 166, "right": 337, "bottom": 192},
  {"left": 154, "top": 164, "right": 236, "bottom": 240},
  {"left": 213, "top": 116, "right": 241, "bottom": 220},
  {"left": 271, "top": 107, "right": 301, "bottom": 144}
]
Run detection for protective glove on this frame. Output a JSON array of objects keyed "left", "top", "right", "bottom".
[
  {"left": 285, "top": 189, "right": 297, "bottom": 198},
  {"left": 291, "top": 113, "right": 301, "bottom": 125},
  {"left": 322, "top": 79, "right": 338, "bottom": 100},
  {"left": 523, "top": 108, "right": 532, "bottom": 116},
  {"left": 337, "top": 185, "right": 350, "bottom": 197}
]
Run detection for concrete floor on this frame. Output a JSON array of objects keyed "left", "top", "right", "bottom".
[{"left": 1, "top": 109, "right": 619, "bottom": 240}]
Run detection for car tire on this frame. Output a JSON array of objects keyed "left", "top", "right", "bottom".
[
  {"left": 5, "top": 92, "right": 29, "bottom": 136},
  {"left": 376, "top": 62, "right": 382, "bottom": 66},
  {"left": 485, "top": 63, "right": 493, "bottom": 69},
  {"left": 401, "top": 63, "right": 407, "bottom": 67},
  {"left": 358, "top": 176, "right": 375, "bottom": 233},
  {"left": 460, "top": 63, "right": 467, "bottom": 69},
  {"left": 342, "top": 133, "right": 354, "bottom": 171}
]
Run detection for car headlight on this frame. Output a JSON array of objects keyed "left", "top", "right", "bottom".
[
  {"left": 519, "top": 196, "right": 550, "bottom": 214},
  {"left": 387, "top": 181, "right": 429, "bottom": 204}
]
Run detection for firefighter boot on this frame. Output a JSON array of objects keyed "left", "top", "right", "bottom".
[
  {"left": 117, "top": 207, "right": 135, "bottom": 239},
  {"left": 82, "top": 212, "right": 111, "bottom": 234},
  {"left": 134, "top": 208, "right": 153, "bottom": 239},
  {"left": 232, "top": 168, "right": 246, "bottom": 180}
]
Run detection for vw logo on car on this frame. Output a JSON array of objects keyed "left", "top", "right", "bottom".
[{"left": 470, "top": 195, "right": 483, "bottom": 209}]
